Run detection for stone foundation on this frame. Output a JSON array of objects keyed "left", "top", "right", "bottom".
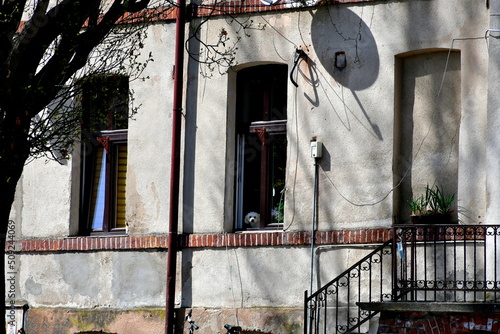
[
  {"left": 24, "top": 308, "right": 165, "bottom": 334},
  {"left": 23, "top": 307, "right": 303, "bottom": 334}
]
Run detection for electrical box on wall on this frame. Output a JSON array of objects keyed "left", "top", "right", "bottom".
[{"left": 310, "top": 141, "right": 323, "bottom": 158}]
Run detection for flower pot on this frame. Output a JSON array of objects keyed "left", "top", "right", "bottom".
[{"left": 411, "top": 213, "right": 453, "bottom": 224}]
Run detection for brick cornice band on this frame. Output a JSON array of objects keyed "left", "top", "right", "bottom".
[{"left": 10, "top": 228, "right": 392, "bottom": 253}]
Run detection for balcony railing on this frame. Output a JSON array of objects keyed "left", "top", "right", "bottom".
[
  {"left": 394, "top": 224, "right": 500, "bottom": 303},
  {"left": 304, "top": 224, "right": 500, "bottom": 334}
]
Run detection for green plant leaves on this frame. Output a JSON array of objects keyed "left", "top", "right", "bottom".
[{"left": 408, "top": 184, "right": 456, "bottom": 215}]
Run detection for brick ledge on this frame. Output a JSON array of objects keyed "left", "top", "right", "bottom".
[{"left": 10, "top": 228, "right": 392, "bottom": 253}]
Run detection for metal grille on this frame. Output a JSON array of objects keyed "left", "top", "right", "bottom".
[
  {"left": 304, "top": 240, "right": 394, "bottom": 334},
  {"left": 304, "top": 225, "right": 500, "bottom": 334},
  {"left": 394, "top": 224, "right": 500, "bottom": 302}
]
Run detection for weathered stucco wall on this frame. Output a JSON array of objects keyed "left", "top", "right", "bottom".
[
  {"left": 19, "top": 251, "right": 166, "bottom": 309},
  {"left": 16, "top": 244, "right": 375, "bottom": 308},
  {"left": 8, "top": 0, "right": 493, "bottom": 333},
  {"left": 183, "top": 0, "right": 488, "bottom": 232},
  {"left": 12, "top": 0, "right": 490, "bottom": 236},
  {"left": 16, "top": 244, "right": 377, "bottom": 333},
  {"left": 10, "top": 23, "right": 178, "bottom": 238}
]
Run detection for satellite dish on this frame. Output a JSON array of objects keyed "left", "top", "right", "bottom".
[{"left": 260, "top": 0, "right": 280, "bottom": 6}]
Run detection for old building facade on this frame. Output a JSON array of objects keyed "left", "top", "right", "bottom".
[{"left": 8, "top": 0, "right": 500, "bottom": 333}]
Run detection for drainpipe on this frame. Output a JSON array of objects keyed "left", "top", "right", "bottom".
[{"left": 165, "top": 0, "right": 186, "bottom": 332}]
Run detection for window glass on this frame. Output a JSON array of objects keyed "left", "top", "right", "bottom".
[
  {"left": 235, "top": 65, "right": 287, "bottom": 230},
  {"left": 90, "top": 147, "right": 107, "bottom": 230},
  {"left": 79, "top": 75, "right": 129, "bottom": 235}
]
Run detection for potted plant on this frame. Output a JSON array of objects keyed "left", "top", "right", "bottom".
[{"left": 408, "top": 185, "right": 456, "bottom": 224}]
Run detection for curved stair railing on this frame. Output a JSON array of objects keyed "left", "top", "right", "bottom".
[{"left": 304, "top": 240, "right": 394, "bottom": 334}]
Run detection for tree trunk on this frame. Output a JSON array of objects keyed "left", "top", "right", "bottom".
[
  {"left": 0, "top": 178, "right": 23, "bottom": 334},
  {"left": 0, "top": 119, "right": 30, "bottom": 334}
]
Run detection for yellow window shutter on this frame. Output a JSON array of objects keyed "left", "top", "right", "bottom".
[{"left": 114, "top": 144, "right": 127, "bottom": 229}]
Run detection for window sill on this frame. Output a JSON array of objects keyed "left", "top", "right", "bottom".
[
  {"left": 239, "top": 225, "right": 284, "bottom": 233},
  {"left": 88, "top": 228, "right": 127, "bottom": 237}
]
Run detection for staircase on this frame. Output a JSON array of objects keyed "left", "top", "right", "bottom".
[
  {"left": 304, "top": 239, "right": 394, "bottom": 334},
  {"left": 304, "top": 224, "right": 500, "bottom": 334}
]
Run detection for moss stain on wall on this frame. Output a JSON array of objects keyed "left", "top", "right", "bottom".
[{"left": 69, "top": 310, "right": 117, "bottom": 332}]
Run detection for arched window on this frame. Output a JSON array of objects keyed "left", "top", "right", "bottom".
[{"left": 234, "top": 64, "right": 288, "bottom": 229}]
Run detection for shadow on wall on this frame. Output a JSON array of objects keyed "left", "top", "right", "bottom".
[
  {"left": 310, "top": 6, "right": 379, "bottom": 91},
  {"left": 308, "top": 6, "right": 383, "bottom": 141}
]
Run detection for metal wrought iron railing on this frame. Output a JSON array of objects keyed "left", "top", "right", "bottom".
[
  {"left": 304, "top": 224, "right": 500, "bottom": 334},
  {"left": 304, "top": 240, "right": 394, "bottom": 334},
  {"left": 394, "top": 224, "right": 500, "bottom": 303}
]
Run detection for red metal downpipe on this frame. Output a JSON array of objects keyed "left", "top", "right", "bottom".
[{"left": 166, "top": 0, "right": 186, "bottom": 332}]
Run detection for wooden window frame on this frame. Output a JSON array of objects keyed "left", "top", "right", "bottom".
[
  {"left": 235, "top": 65, "right": 287, "bottom": 230},
  {"left": 79, "top": 75, "right": 129, "bottom": 236},
  {"left": 80, "top": 130, "right": 128, "bottom": 235},
  {"left": 249, "top": 120, "right": 286, "bottom": 229}
]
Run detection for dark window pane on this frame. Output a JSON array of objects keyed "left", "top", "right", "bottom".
[{"left": 235, "top": 65, "right": 287, "bottom": 229}]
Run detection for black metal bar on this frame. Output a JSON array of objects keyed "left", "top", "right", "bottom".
[
  {"left": 411, "top": 226, "right": 416, "bottom": 301},
  {"left": 493, "top": 226, "right": 500, "bottom": 302},
  {"left": 358, "top": 264, "right": 362, "bottom": 333},
  {"left": 483, "top": 226, "right": 487, "bottom": 302},
  {"left": 334, "top": 283, "right": 339, "bottom": 334},
  {"left": 436, "top": 226, "right": 440, "bottom": 302},
  {"left": 464, "top": 226, "right": 468, "bottom": 301},
  {"left": 304, "top": 240, "right": 393, "bottom": 334},
  {"left": 453, "top": 225, "right": 457, "bottom": 302},
  {"left": 304, "top": 290, "right": 308, "bottom": 334},
  {"left": 323, "top": 290, "right": 326, "bottom": 334},
  {"left": 496, "top": 226, "right": 499, "bottom": 301},
  {"left": 401, "top": 230, "right": 408, "bottom": 301},
  {"left": 393, "top": 225, "right": 500, "bottom": 303},
  {"left": 495, "top": 226, "right": 497, "bottom": 300},
  {"left": 346, "top": 269, "right": 351, "bottom": 334},
  {"left": 392, "top": 227, "right": 398, "bottom": 300},
  {"left": 474, "top": 225, "right": 478, "bottom": 301}
]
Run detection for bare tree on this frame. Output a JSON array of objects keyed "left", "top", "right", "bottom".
[
  {"left": 0, "top": 1, "right": 174, "bottom": 332},
  {"left": 0, "top": 0, "right": 265, "bottom": 331}
]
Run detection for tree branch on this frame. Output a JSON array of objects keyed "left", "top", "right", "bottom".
[
  {"left": 0, "top": 0, "right": 28, "bottom": 93},
  {"left": 26, "top": 0, "right": 151, "bottom": 116},
  {"left": 9, "top": 0, "right": 100, "bottom": 87}
]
